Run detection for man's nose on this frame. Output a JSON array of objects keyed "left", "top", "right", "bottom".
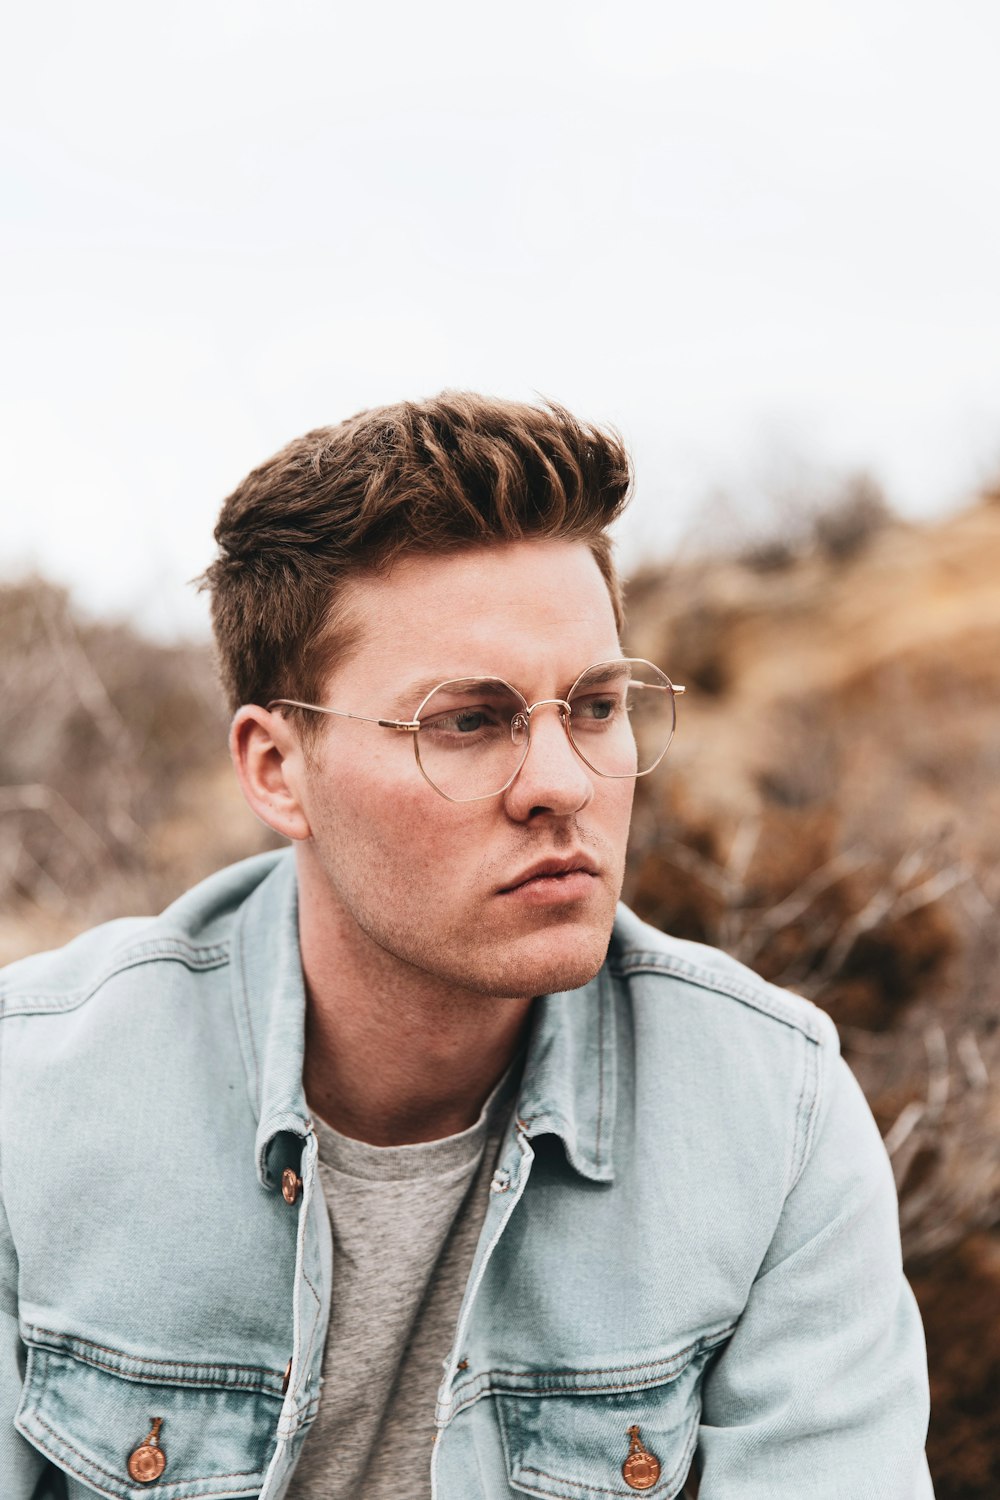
[{"left": 503, "top": 701, "right": 593, "bottom": 820}]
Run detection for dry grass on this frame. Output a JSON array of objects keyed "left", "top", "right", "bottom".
[{"left": 0, "top": 577, "right": 276, "bottom": 962}]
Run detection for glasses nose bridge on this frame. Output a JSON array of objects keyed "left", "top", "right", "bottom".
[{"left": 510, "top": 697, "right": 573, "bottom": 747}]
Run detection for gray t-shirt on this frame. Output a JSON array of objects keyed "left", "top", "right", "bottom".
[{"left": 287, "top": 1077, "right": 515, "bottom": 1499}]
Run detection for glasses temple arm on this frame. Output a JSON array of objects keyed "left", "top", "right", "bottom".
[{"left": 267, "top": 699, "right": 420, "bottom": 730}]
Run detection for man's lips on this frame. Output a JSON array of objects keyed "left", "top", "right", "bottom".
[{"left": 498, "top": 855, "right": 600, "bottom": 894}]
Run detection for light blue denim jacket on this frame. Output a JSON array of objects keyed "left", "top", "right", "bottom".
[{"left": 0, "top": 850, "right": 932, "bottom": 1499}]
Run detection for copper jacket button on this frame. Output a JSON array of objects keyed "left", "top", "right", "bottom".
[
  {"left": 127, "top": 1419, "right": 166, "bottom": 1483},
  {"left": 281, "top": 1168, "right": 303, "bottom": 1204},
  {"left": 622, "top": 1426, "right": 660, "bottom": 1490}
]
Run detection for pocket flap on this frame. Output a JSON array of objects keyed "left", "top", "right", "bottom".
[
  {"left": 15, "top": 1342, "right": 284, "bottom": 1499},
  {"left": 496, "top": 1357, "right": 703, "bottom": 1500}
]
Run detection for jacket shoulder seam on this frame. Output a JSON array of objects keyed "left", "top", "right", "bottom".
[
  {"left": 609, "top": 947, "right": 824, "bottom": 1043},
  {"left": 787, "top": 1024, "right": 821, "bottom": 1192},
  {"left": 0, "top": 938, "right": 231, "bottom": 1016},
  {"left": 789, "top": 1022, "right": 828, "bottom": 1193}
]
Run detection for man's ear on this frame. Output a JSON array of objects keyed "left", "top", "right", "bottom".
[{"left": 229, "top": 706, "right": 312, "bottom": 841}]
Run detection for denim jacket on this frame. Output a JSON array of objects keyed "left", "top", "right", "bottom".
[{"left": 0, "top": 850, "right": 932, "bottom": 1499}]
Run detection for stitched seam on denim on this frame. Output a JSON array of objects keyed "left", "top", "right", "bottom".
[
  {"left": 27, "top": 1329, "right": 277, "bottom": 1374},
  {"left": 0, "top": 945, "right": 231, "bottom": 1018},
  {"left": 451, "top": 1355, "right": 711, "bottom": 1406},
  {"left": 516, "top": 1452, "right": 675, "bottom": 1496},
  {"left": 609, "top": 952, "right": 822, "bottom": 1038},
  {"left": 30, "top": 1408, "right": 265, "bottom": 1489},
  {"left": 236, "top": 916, "right": 261, "bottom": 1107},
  {"left": 786, "top": 1031, "right": 814, "bottom": 1195},
  {"left": 23, "top": 1353, "right": 113, "bottom": 1497},
  {"left": 0, "top": 1055, "right": 10, "bottom": 1263},
  {"left": 301, "top": 1267, "right": 321, "bottom": 1309},
  {"left": 447, "top": 1365, "right": 711, "bottom": 1423},
  {"left": 294, "top": 1264, "right": 324, "bottom": 1387},
  {"left": 791, "top": 1032, "right": 823, "bottom": 1194},
  {"left": 595, "top": 982, "right": 606, "bottom": 1171},
  {"left": 435, "top": 1125, "right": 536, "bottom": 1429},
  {"left": 276, "top": 1392, "right": 322, "bottom": 1437},
  {"left": 515, "top": 1404, "right": 697, "bottom": 1496},
  {"left": 611, "top": 954, "right": 814, "bottom": 1030},
  {"left": 515, "top": 1440, "right": 690, "bottom": 1497},
  {"left": 24, "top": 1327, "right": 281, "bottom": 1383},
  {"left": 278, "top": 1401, "right": 321, "bottom": 1432},
  {"left": 27, "top": 1351, "right": 281, "bottom": 1393},
  {"left": 293, "top": 1278, "right": 325, "bottom": 1392},
  {"left": 450, "top": 1328, "right": 735, "bottom": 1407},
  {"left": 287, "top": 1391, "right": 322, "bottom": 1416},
  {"left": 278, "top": 1397, "right": 321, "bottom": 1430},
  {"left": 449, "top": 1378, "right": 495, "bottom": 1420},
  {"left": 499, "top": 1375, "right": 693, "bottom": 1396},
  {"left": 488, "top": 1328, "right": 730, "bottom": 1378},
  {"left": 278, "top": 1392, "right": 322, "bottom": 1421}
]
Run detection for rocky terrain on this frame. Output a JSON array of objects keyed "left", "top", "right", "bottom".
[{"left": 3, "top": 493, "right": 999, "bottom": 1494}]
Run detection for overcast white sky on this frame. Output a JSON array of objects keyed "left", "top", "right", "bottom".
[{"left": 3, "top": 0, "right": 999, "bottom": 637}]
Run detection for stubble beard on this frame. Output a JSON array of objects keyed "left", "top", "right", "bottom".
[
  {"left": 384, "top": 849, "right": 626, "bottom": 1003},
  {"left": 307, "top": 806, "right": 629, "bottom": 1004}
]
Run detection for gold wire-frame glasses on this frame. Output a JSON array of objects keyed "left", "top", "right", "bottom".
[{"left": 268, "top": 658, "right": 686, "bottom": 804}]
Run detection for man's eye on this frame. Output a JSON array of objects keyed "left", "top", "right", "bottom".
[
  {"left": 453, "top": 711, "right": 490, "bottom": 733},
  {"left": 572, "top": 695, "right": 622, "bottom": 724},
  {"left": 424, "top": 707, "right": 503, "bottom": 734}
]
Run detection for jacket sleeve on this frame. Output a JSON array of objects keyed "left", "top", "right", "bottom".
[
  {"left": 695, "top": 1031, "right": 934, "bottom": 1499},
  {"left": 1, "top": 1154, "right": 55, "bottom": 1499}
]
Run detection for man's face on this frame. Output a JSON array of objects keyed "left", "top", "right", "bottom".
[{"left": 290, "top": 538, "right": 635, "bottom": 1000}]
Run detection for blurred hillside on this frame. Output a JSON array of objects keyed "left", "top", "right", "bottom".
[
  {"left": 0, "top": 578, "right": 278, "bottom": 963},
  {"left": 624, "top": 493, "right": 1000, "bottom": 1495},
  {"left": 2, "top": 494, "right": 999, "bottom": 1494}
]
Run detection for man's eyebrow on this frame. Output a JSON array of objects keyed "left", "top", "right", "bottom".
[
  {"left": 574, "top": 661, "right": 630, "bottom": 681},
  {"left": 387, "top": 663, "right": 630, "bottom": 716},
  {"left": 387, "top": 674, "right": 502, "bottom": 714}
]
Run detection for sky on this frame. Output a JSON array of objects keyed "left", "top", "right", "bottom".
[{"left": 3, "top": 0, "right": 1000, "bottom": 638}]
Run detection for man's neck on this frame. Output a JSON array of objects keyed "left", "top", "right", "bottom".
[{"left": 297, "top": 867, "right": 533, "bottom": 1148}]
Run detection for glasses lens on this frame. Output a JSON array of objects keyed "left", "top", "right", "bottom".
[
  {"left": 413, "top": 678, "right": 528, "bottom": 801},
  {"left": 567, "top": 660, "right": 677, "bottom": 778}
]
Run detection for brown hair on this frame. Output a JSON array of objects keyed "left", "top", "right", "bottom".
[{"left": 200, "top": 391, "right": 632, "bottom": 715}]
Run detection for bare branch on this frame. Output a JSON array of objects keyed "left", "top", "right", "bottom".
[
  {"left": 0, "top": 783, "right": 114, "bottom": 859},
  {"left": 956, "top": 1031, "right": 990, "bottom": 1090},
  {"left": 884, "top": 1100, "right": 925, "bottom": 1158},
  {"left": 923, "top": 1024, "right": 949, "bottom": 1118}
]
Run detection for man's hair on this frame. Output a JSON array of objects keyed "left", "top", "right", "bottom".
[{"left": 200, "top": 391, "right": 632, "bottom": 716}]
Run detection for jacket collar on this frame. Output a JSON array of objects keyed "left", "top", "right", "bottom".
[
  {"left": 515, "top": 968, "right": 617, "bottom": 1183},
  {"left": 229, "top": 851, "right": 311, "bottom": 1190},
  {"left": 229, "top": 849, "right": 617, "bottom": 1189}
]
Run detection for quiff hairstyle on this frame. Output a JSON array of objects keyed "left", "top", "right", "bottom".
[{"left": 200, "top": 391, "right": 632, "bottom": 717}]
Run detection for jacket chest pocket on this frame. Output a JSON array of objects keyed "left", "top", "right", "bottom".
[
  {"left": 493, "top": 1343, "right": 712, "bottom": 1500},
  {"left": 15, "top": 1340, "right": 287, "bottom": 1499}
]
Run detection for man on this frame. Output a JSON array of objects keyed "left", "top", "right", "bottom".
[{"left": 1, "top": 393, "right": 932, "bottom": 1499}]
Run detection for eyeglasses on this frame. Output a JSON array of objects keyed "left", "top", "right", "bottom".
[{"left": 269, "top": 658, "right": 685, "bottom": 804}]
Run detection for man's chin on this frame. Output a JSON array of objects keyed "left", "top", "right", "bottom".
[
  {"left": 528, "top": 955, "right": 607, "bottom": 998},
  {"left": 519, "top": 898, "right": 620, "bottom": 989},
  {"left": 476, "top": 928, "right": 612, "bottom": 1000}
]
